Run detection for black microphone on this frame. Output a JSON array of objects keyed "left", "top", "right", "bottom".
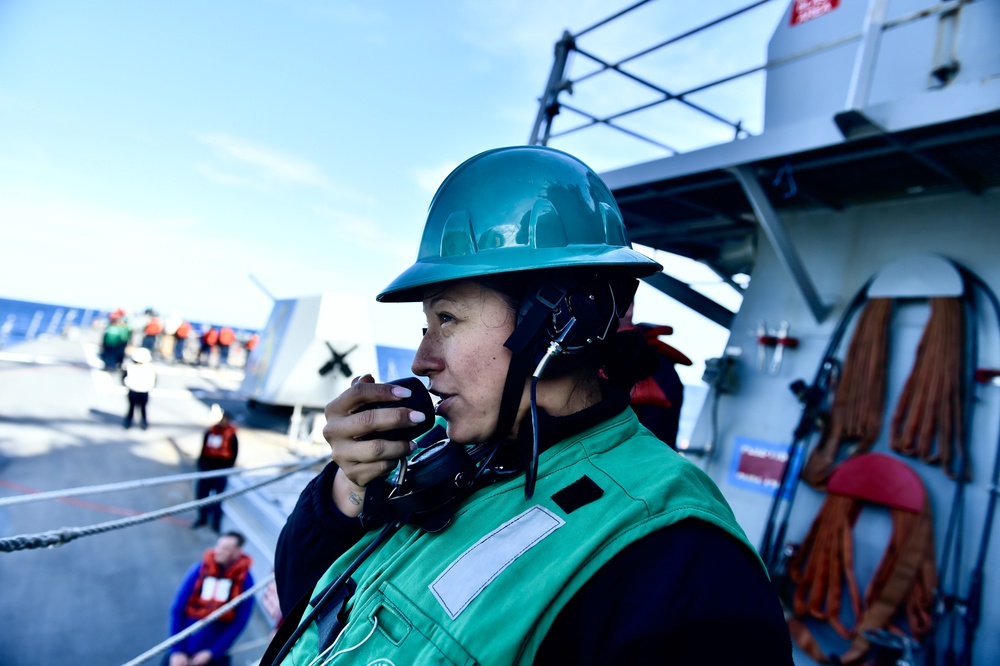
[{"left": 356, "top": 377, "right": 435, "bottom": 442}]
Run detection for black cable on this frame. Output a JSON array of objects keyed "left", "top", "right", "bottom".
[
  {"left": 929, "top": 264, "right": 978, "bottom": 665},
  {"left": 759, "top": 277, "right": 874, "bottom": 571},
  {"left": 955, "top": 267, "right": 1000, "bottom": 666},
  {"left": 526, "top": 376, "right": 541, "bottom": 499},
  {"left": 710, "top": 382, "right": 721, "bottom": 452}
]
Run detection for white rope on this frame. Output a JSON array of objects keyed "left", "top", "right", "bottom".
[
  {"left": 0, "top": 459, "right": 319, "bottom": 507},
  {"left": 121, "top": 571, "right": 276, "bottom": 666},
  {"left": 0, "top": 456, "right": 327, "bottom": 553}
]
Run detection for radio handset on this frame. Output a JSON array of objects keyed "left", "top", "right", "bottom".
[
  {"left": 355, "top": 376, "right": 436, "bottom": 443},
  {"left": 356, "top": 377, "right": 477, "bottom": 532}
]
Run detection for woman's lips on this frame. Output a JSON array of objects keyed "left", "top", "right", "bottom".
[{"left": 435, "top": 394, "right": 454, "bottom": 416}]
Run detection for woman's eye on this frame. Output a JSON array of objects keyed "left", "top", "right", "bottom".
[{"left": 436, "top": 312, "right": 455, "bottom": 324}]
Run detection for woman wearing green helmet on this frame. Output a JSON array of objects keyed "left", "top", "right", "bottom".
[{"left": 267, "top": 146, "right": 791, "bottom": 665}]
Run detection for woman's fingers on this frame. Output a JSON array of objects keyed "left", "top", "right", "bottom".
[
  {"left": 323, "top": 375, "right": 424, "bottom": 490},
  {"left": 324, "top": 376, "right": 424, "bottom": 443},
  {"left": 330, "top": 436, "right": 415, "bottom": 487}
]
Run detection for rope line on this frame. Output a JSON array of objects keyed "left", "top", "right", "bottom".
[
  {"left": 0, "top": 456, "right": 326, "bottom": 553},
  {"left": 121, "top": 571, "right": 276, "bottom": 666},
  {"left": 0, "top": 459, "right": 322, "bottom": 507}
]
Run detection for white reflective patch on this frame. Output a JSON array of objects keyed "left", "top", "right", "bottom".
[
  {"left": 430, "top": 505, "right": 565, "bottom": 619},
  {"left": 199, "top": 576, "right": 232, "bottom": 602}
]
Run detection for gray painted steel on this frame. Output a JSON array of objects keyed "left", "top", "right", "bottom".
[{"left": 534, "top": 1, "right": 1000, "bottom": 663}]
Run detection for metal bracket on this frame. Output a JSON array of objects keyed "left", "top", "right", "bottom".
[{"left": 730, "top": 165, "right": 830, "bottom": 323}]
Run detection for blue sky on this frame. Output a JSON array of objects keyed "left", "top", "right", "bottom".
[{"left": 0, "top": 0, "right": 784, "bottom": 376}]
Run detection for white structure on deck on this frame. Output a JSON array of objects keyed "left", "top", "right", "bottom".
[{"left": 241, "top": 293, "right": 418, "bottom": 413}]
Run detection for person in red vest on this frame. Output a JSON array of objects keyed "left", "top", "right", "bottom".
[
  {"left": 168, "top": 531, "right": 254, "bottom": 666},
  {"left": 174, "top": 320, "right": 193, "bottom": 363},
  {"left": 192, "top": 412, "right": 239, "bottom": 531},
  {"left": 217, "top": 326, "right": 236, "bottom": 366},
  {"left": 242, "top": 332, "right": 259, "bottom": 366},
  {"left": 142, "top": 314, "right": 163, "bottom": 354},
  {"left": 619, "top": 302, "right": 692, "bottom": 449},
  {"left": 199, "top": 326, "right": 219, "bottom": 366}
]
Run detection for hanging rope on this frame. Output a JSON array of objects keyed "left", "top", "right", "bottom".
[
  {"left": 121, "top": 571, "right": 275, "bottom": 666},
  {"left": 787, "top": 493, "right": 936, "bottom": 665},
  {"left": 0, "top": 456, "right": 326, "bottom": 553},
  {"left": 891, "top": 297, "right": 965, "bottom": 477},
  {"left": 802, "top": 298, "right": 893, "bottom": 488}
]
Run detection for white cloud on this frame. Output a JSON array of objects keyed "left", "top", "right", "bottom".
[
  {"left": 194, "top": 132, "right": 377, "bottom": 205},
  {"left": 198, "top": 133, "right": 332, "bottom": 189},
  {"left": 311, "top": 205, "right": 414, "bottom": 261},
  {"left": 1, "top": 192, "right": 198, "bottom": 239},
  {"left": 412, "top": 162, "right": 458, "bottom": 195},
  {"left": 194, "top": 162, "right": 269, "bottom": 191}
]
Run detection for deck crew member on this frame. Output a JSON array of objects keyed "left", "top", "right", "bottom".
[
  {"left": 192, "top": 412, "right": 239, "bottom": 532},
  {"left": 168, "top": 531, "right": 254, "bottom": 666},
  {"left": 266, "top": 146, "right": 793, "bottom": 665}
]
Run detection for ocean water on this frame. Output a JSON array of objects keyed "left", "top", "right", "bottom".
[
  {"left": 0, "top": 297, "right": 108, "bottom": 348},
  {"left": 0, "top": 297, "right": 258, "bottom": 349}
]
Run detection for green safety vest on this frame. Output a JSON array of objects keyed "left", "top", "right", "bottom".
[{"left": 283, "top": 408, "right": 756, "bottom": 665}]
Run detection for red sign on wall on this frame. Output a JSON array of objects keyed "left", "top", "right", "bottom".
[
  {"left": 791, "top": 0, "right": 840, "bottom": 25},
  {"left": 727, "top": 437, "right": 802, "bottom": 498}
]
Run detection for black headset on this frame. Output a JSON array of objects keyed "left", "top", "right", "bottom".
[{"left": 356, "top": 276, "right": 625, "bottom": 533}]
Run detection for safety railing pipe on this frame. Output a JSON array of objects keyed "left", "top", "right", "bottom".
[{"left": 528, "top": 31, "right": 574, "bottom": 146}]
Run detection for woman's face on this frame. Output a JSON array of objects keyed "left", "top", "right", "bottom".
[{"left": 412, "top": 280, "right": 515, "bottom": 444}]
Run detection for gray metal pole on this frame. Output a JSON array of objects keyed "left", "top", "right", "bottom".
[
  {"left": 844, "top": 0, "right": 889, "bottom": 112},
  {"left": 528, "top": 31, "right": 574, "bottom": 146},
  {"left": 730, "top": 165, "right": 829, "bottom": 323},
  {"left": 248, "top": 273, "right": 276, "bottom": 302}
]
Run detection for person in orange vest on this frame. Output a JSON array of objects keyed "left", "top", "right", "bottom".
[
  {"left": 243, "top": 332, "right": 259, "bottom": 365},
  {"left": 217, "top": 326, "right": 236, "bottom": 366},
  {"left": 142, "top": 314, "right": 163, "bottom": 354},
  {"left": 168, "top": 531, "right": 254, "bottom": 666},
  {"left": 199, "top": 326, "right": 219, "bottom": 366},
  {"left": 174, "top": 320, "right": 193, "bottom": 363},
  {"left": 192, "top": 412, "right": 239, "bottom": 532}
]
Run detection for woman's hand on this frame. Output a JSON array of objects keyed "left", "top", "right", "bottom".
[{"left": 324, "top": 374, "right": 425, "bottom": 516}]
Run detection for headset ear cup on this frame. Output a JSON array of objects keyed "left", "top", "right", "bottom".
[
  {"left": 509, "top": 277, "right": 621, "bottom": 369},
  {"left": 559, "top": 286, "right": 617, "bottom": 350}
]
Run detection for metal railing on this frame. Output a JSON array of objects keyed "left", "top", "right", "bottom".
[
  {"left": 528, "top": 0, "right": 974, "bottom": 157},
  {"left": 528, "top": 0, "right": 781, "bottom": 152}
]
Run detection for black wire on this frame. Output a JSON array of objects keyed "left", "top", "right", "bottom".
[
  {"left": 526, "top": 376, "right": 540, "bottom": 500},
  {"left": 932, "top": 269, "right": 977, "bottom": 663},
  {"left": 710, "top": 384, "right": 721, "bottom": 452},
  {"left": 759, "top": 277, "right": 874, "bottom": 570},
  {"left": 956, "top": 267, "right": 1000, "bottom": 666}
]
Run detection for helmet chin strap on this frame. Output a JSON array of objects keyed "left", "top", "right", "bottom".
[
  {"left": 482, "top": 284, "right": 568, "bottom": 498},
  {"left": 491, "top": 282, "right": 614, "bottom": 499}
]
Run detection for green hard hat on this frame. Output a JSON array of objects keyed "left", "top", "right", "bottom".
[{"left": 377, "top": 145, "right": 662, "bottom": 303}]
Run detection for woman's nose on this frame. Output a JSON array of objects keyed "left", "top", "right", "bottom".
[{"left": 412, "top": 334, "right": 443, "bottom": 376}]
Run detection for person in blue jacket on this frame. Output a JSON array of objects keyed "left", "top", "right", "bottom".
[{"left": 168, "top": 531, "right": 254, "bottom": 666}]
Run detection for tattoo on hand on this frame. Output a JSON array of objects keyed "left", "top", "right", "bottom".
[{"left": 348, "top": 491, "right": 362, "bottom": 506}]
